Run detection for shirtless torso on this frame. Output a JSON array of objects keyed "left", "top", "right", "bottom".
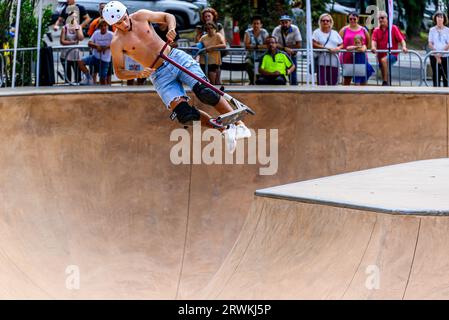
[
  {"left": 110, "top": 10, "right": 176, "bottom": 80},
  {"left": 103, "top": 1, "right": 252, "bottom": 152}
]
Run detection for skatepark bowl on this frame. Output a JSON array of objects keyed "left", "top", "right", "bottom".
[{"left": 1, "top": 86, "right": 449, "bottom": 299}]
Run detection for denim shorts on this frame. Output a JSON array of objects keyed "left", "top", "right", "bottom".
[
  {"left": 378, "top": 54, "right": 398, "bottom": 67},
  {"left": 150, "top": 48, "right": 207, "bottom": 108},
  {"left": 82, "top": 55, "right": 110, "bottom": 80}
]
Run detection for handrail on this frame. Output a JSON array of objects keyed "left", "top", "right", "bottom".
[
  {"left": 0, "top": 45, "right": 434, "bottom": 87},
  {"left": 422, "top": 50, "right": 449, "bottom": 87}
]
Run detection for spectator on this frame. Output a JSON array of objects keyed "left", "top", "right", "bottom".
[
  {"left": 339, "top": 11, "right": 371, "bottom": 85},
  {"left": 88, "top": 3, "right": 116, "bottom": 37},
  {"left": 312, "top": 13, "right": 343, "bottom": 86},
  {"left": 88, "top": 5, "right": 115, "bottom": 84},
  {"left": 428, "top": 11, "right": 449, "bottom": 87},
  {"left": 194, "top": 25, "right": 203, "bottom": 45},
  {"left": 198, "top": 22, "right": 226, "bottom": 84},
  {"left": 371, "top": 11, "right": 408, "bottom": 86},
  {"left": 244, "top": 16, "right": 269, "bottom": 85},
  {"left": 256, "top": 36, "right": 295, "bottom": 85},
  {"left": 290, "top": 0, "right": 306, "bottom": 44},
  {"left": 196, "top": 7, "right": 225, "bottom": 42},
  {"left": 59, "top": 13, "right": 84, "bottom": 83},
  {"left": 345, "top": 35, "right": 375, "bottom": 85},
  {"left": 53, "top": 0, "right": 91, "bottom": 32},
  {"left": 272, "top": 15, "right": 301, "bottom": 85},
  {"left": 78, "top": 19, "right": 113, "bottom": 85}
]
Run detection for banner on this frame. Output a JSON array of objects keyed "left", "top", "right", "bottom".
[
  {"left": 388, "top": 0, "right": 393, "bottom": 49},
  {"left": 305, "top": 0, "right": 314, "bottom": 85}
]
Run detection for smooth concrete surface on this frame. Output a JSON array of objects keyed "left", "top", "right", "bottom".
[
  {"left": 200, "top": 160, "right": 449, "bottom": 299},
  {"left": 256, "top": 158, "right": 449, "bottom": 215},
  {"left": 0, "top": 88, "right": 448, "bottom": 298},
  {"left": 198, "top": 197, "right": 428, "bottom": 299}
]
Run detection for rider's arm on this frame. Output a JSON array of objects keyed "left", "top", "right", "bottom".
[{"left": 135, "top": 10, "right": 177, "bottom": 40}]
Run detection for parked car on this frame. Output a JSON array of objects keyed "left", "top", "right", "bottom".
[
  {"left": 181, "top": 0, "right": 207, "bottom": 10},
  {"left": 51, "top": 0, "right": 201, "bottom": 31},
  {"left": 325, "top": 2, "right": 355, "bottom": 15}
]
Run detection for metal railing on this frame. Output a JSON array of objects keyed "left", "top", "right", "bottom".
[
  {"left": 308, "top": 48, "right": 423, "bottom": 86},
  {"left": 192, "top": 47, "right": 423, "bottom": 86},
  {"left": 0, "top": 44, "right": 440, "bottom": 88},
  {"left": 0, "top": 47, "right": 36, "bottom": 87},
  {"left": 422, "top": 51, "right": 449, "bottom": 87}
]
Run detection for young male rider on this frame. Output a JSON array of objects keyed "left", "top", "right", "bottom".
[{"left": 103, "top": 1, "right": 251, "bottom": 152}]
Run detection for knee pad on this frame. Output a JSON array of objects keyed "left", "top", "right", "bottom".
[
  {"left": 193, "top": 82, "right": 221, "bottom": 106},
  {"left": 170, "top": 101, "right": 201, "bottom": 125}
]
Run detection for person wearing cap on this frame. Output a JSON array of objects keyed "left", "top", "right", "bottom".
[
  {"left": 102, "top": 1, "right": 251, "bottom": 153},
  {"left": 272, "top": 14, "right": 302, "bottom": 85}
]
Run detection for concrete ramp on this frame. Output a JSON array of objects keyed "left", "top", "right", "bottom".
[
  {"left": 0, "top": 87, "right": 449, "bottom": 299},
  {"left": 200, "top": 159, "right": 449, "bottom": 299}
]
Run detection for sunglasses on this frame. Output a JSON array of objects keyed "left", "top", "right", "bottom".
[
  {"left": 349, "top": 17, "right": 357, "bottom": 21},
  {"left": 378, "top": 16, "right": 387, "bottom": 20},
  {"left": 321, "top": 19, "right": 330, "bottom": 22}
]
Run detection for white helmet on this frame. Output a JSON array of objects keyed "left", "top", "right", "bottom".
[{"left": 102, "top": 1, "right": 127, "bottom": 25}]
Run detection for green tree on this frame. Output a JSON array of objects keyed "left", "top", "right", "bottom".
[
  {"left": 209, "top": 0, "right": 329, "bottom": 39},
  {"left": 0, "top": 0, "right": 14, "bottom": 45},
  {"left": 9, "top": 0, "right": 52, "bottom": 85},
  {"left": 397, "top": 0, "right": 426, "bottom": 37}
]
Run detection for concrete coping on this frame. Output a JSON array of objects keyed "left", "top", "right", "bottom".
[
  {"left": 256, "top": 158, "right": 449, "bottom": 216},
  {"left": 2, "top": 85, "right": 449, "bottom": 97}
]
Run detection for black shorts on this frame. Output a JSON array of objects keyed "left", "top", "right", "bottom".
[{"left": 200, "top": 64, "right": 220, "bottom": 73}]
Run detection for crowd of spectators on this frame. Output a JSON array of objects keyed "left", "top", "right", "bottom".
[
  {"left": 50, "top": 0, "right": 449, "bottom": 87},
  {"left": 182, "top": 6, "right": 412, "bottom": 87}
]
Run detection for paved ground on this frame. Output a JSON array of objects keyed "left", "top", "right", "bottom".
[{"left": 0, "top": 87, "right": 448, "bottom": 298}]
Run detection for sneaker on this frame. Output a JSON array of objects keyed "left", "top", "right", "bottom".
[
  {"left": 223, "top": 123, "right": 237, "bottom": 153},
  {"left": 235, "top": 123, "right": 251, "bottom": 140},
  {"left": 79, "top": 75, "right": 94, "bottom": 85}
]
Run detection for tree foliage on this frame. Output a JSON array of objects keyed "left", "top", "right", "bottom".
[
  {"left": 396, "top": 0, "right": 427, "bottom": 37},
  {"left": 209, "top": 0, "right": 329, "bottom": 36},
  {"left": 0, "top": 0, "right": 14, "bottom": 45},
  {"left": 1, "top": 0, "right": 52, "bottom": 86}
]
